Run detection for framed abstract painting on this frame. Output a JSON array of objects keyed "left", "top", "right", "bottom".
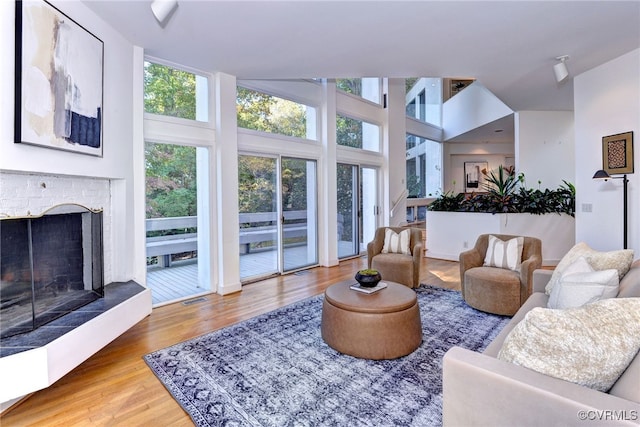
[
  {"left": 464, "top": 161, "right": 488, "bottom": 193},
  {"left": 15, "top": 0, "right": 104, "bottom": 156}
]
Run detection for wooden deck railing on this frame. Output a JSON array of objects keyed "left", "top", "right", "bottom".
[
  {"left": 146, "top": 210, "right": 309, "bottom": 266},
  {"left": 146, "top": 216, "right": 198, "bottom": 267}
]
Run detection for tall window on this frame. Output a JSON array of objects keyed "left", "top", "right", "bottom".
[
  {"left": 144, "top": 61, "right": 208, "bottom": 122},
  {"left": 336, "top": 78, "right": 381, "bottom": 104},
  {"left": 143, "top": 59, "right": 211, "bottom": 306},
  {"left": 236, "top": 87, "right": 317, "bottom": 140},
  {"left": 336, "top": 114, "right": 380, "bottom": 152},
  {"left": 145, "top": 142, "right": 211, "bottom": 305},
  {"left": 406, "top": 134, "right": 442, "bottom": 198},
  {"left": 405, "top": 77, "right": 442, "bottom": 127}
]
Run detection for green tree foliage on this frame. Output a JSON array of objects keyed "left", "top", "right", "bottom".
[
  {"left": 336, "top": 78, "right": 362, "bottom": 96},
  {"left": 144, "top": 62, "right": 196, "bottom": 119},
  {"left": 405, "top": 77, "right": 419, "bottom": 94},
  {"left": 144, "top": 62, "right": 199, "bottom": 226},
  {"left": 236, "top": 87, "right": 274, "bottom": 132},
  {"left": 336, "top": 115, "right": 362, "bottom": 148},
  {"left": 236, "top": 87, "right": 307, "bottom": 138},
  {"left": 407, "top": 170, "right": 424, "bottom": 198},
  {"left": 238, "top": 156, "right": 277, "bottom": 215},
  {"left": 238, "top": 157, "right": 310, "bottom": 213},
  {"left": 145, "top": 143, "right": 197, "bottom": 219},
  {"left": 281, "top": 158, "right": 309, "bottom": 211},
  {"left": 336, "top": 164, "right": 355, "bottom": 239}
]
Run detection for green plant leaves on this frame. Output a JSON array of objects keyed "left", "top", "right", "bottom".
[{"left": 427, "top": 166, "right": 575, "bottom": 216}]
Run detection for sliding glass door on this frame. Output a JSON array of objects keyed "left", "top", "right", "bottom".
[
  {"left": 360, "top": 166, "right": 379, "bottom": 251},
  {"left": 238, "top": 154, "right": 318, "bottom": 281},
  {"left": 337, "top": 163, "right": 379, "bottom": 259},
  {"left": 281, "top": 157, "right": 318, "bottom": 272}
]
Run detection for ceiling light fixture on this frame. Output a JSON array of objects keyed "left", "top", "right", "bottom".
[
  {"left": 151, "top": 0, "right": 178, "bottom": 26},
  {"left": 553, "top": 55, "right": 570, "bottom": 83}
]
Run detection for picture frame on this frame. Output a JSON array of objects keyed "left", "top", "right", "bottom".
[
  {"left": 15, "top": 0, "right": 104, "bottom": 157},
  {"left": 602, "top": 131, "right": 634, "bottom": 175},
  {"left": 464, "top": 161, "right": 488, "bottom": 193}
]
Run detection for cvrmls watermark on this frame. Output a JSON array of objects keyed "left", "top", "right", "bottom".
[{"left": 578, "top": 410, "right": 638, "bottom": 422}]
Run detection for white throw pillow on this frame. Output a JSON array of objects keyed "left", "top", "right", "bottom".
[
  {"left": 547, "top": 269, "right": 619, "bottom": 309},
  {"left": 483, "top": 235, "right": 524, "bottom": 271},
  {"left": 381, "top": 228, "right": 411, "bottom": 255},
  {"left": 559, "top": 256, "right": 593, "bottom": 277},
  {"left": 498, "top": 298, "right": 640, "bottom": 392},
  {"left": 545, "top": 243, "right": 634, "bottom": 295}
]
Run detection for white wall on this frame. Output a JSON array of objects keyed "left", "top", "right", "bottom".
[
  {"left": 515, "top": 111, "right": 574, "bottom": 189},
  {"left": 574, "top": 49, "right": 640, "bottom": 251},
  {"left": 443, "top": 111, "right": 574, "bottom": 195},
  {"left": 427, "top": 211, "right": 575, "bottom": 265},
  {"left": 1, "top": 1, "right": 139, "bottom": 283},
  {"left": 442, "top": 81, "right": 513, "bottom": 141}
]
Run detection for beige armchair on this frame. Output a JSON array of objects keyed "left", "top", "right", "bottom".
[
  {"left": 459, "top": 233, "right": 542, "bottom": 316},
  {"left": 367, "top": 227, "right": 423, "bottom": 288}
]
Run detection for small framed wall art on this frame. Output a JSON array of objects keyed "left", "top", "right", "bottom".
[
  {"left": 464, "top": 161, "right": 488, "bottom": 193},
  {"left": 602, "top": 131, "right": 634, "bottom": 175},
  {"left": 15, "top": 0, "right": 104, "bottom": 156}
]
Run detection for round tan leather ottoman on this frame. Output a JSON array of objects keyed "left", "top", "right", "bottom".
[{"left": 321, "top": 280, "right": 422, "bottom": 360}]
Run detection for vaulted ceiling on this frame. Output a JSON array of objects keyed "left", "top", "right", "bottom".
[{"left": 84, "top": 0, "right": 640, "bottom": 113}]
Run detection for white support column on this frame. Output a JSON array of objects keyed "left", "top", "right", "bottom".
[
  {"left": 306, "top": 161, "right": 318, "bottom": 263},
  {"left": 196, "top": 147, "right": 212, "bottom": 291},
  {"left": 131, "top": 46, "right": 147, "bottom": 285},
  {"left": 214, "top": 72, "right": 242, "bottom": 294},
  {"left": 321, "top": 80, "right": 339, "bottom": 266},
  {"left": 385, "top": 78, "right": 407, "bottom": 227}
]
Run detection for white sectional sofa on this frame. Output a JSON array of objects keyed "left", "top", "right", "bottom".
[{"left": 442, "top": 260, "right": 640, "bottom": 426}]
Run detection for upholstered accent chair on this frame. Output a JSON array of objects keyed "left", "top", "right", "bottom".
[
  {"left": 367, "top": 227, "right": 423, "bottom": 288},
  {"left": 459, "top": 234, "right": 542, "bottom": 316}
]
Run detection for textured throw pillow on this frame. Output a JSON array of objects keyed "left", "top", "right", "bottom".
[
  {"left": 483, "top": 235, "right": 524, "bottom": 271},
  {"left": 497, "top": 298, "right": 640, "bottom": 392},
  {"left": 547, "top": 269, "right": 619, "bottom": 309},
  {"left": 381, "top": 228, "right": 411, "bottom": 255},
  {"left": 545, "top": 242, "right": 634, "bottom": 295}
]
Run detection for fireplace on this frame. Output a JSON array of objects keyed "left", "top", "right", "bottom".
[{"left": 0, "top": 204, "right": 104, "bottom": 338}]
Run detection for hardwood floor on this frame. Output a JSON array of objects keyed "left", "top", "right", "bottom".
[{"left": 1, "top": 256, "right": 460, "bottom": 426}]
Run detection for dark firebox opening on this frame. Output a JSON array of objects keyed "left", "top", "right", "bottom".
[{"left": 0, "top": 208, "right": 104, "bottom": 338}]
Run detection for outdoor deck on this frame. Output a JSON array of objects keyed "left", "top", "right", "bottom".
[
  {"left": 146, "top": 262, "right": 200, "bottom": 305},
  {"left": 147, "top": 243, "right": 359, "bottom": 305}
]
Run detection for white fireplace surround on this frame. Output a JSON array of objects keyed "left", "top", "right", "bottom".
[
  {"left": 0, "top": 171, "right": 151, "bottom": 410},
  {"left": 0, "top": 172, "right": 113, "bottom": 283}
]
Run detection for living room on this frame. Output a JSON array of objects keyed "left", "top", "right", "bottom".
[{"left": 1, "top": 0, "right": 639, "bottom": 424}]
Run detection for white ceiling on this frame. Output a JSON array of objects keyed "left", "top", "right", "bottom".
[{"left": 83, "top": 0, "right": 640, "bottom": 140}]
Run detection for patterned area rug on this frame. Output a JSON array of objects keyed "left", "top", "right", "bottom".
[{"left": 144, "top": 285, "right": 510, "bottom": 426}]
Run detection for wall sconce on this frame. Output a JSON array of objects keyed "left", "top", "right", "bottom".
[
  {"left": 553, "top": 55, "right": 570, "bottom": 83},
  {"left": 592, "top": 169, "right": 629, "bottom": 249},
  {"left": 151, "top": 0, "right": 178, "bottom": 26}
]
